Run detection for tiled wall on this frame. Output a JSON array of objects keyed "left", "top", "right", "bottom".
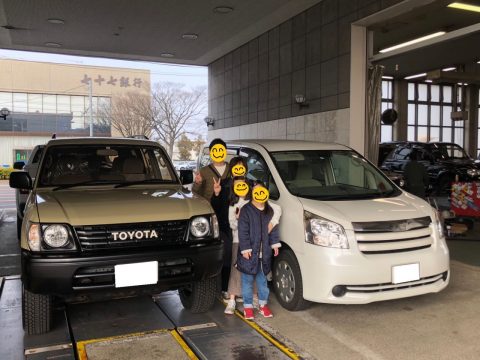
[
  {"left": 208, "top": 0, "right": 403, "bottom": 133},
  {"left": 208, "top": 108, "right": 350, "bottom": 145}
]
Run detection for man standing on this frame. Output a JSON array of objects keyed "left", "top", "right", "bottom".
[
  {"left": 404, "top": 150, "right": 429, "bottom": 199},
  {"left": 193, "top": 138, "right": 231, "bottom": 294}
]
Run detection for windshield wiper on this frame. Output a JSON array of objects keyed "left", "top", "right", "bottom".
[
  {"left": 52, "top": 180, "right": 120, "bottom": 191},
  {"left": 114, "top": 179, "right": 175, "bottom": 188}
]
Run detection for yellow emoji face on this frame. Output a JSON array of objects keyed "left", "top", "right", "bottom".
[
  {"left": 234, "top": 181, "right": 249, "bottom": 197},
  {"left": 210, "top": 144, "right": 227, "bottom": 163},
  {"left": 231, "top": 164, "right": 246, "bottom": 176},
  {"left": 252, "top": 186, "right": 269, "bottom": 203}
]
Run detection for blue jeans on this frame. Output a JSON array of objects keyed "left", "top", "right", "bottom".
[{"left": 241, "top": 262, "right": 269, "bottom": 308}]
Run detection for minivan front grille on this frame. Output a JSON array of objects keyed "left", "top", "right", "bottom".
[
  {"left": 353, "top": 216, "right": 433, "bottom": 254},
  {"left": 74, "top": 220, "right": 189, "bottom": 251}
]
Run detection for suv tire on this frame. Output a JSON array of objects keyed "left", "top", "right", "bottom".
[
  {"left": 273, "top": 249, "right": 310, "bottom": 311},
  {"left": 23, "top": 287, "right": 53, "bottom": 335},
  {"left": 179, "top": 274, "right": 218, "bottom": 313}
]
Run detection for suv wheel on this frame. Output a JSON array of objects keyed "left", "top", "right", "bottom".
[
  {"left": 273, "top": 249, "right": 310, "bottom": 311},
  {"left": 179, "top": 274, "right": 218, "bottom": 313},
  {"left": 22, "top": 287, "right": 53, "bottom": 335}
]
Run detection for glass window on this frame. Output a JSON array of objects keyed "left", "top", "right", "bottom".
[
  {"left": 418, "top": 105, "right": 428, "bottom": 125},
  {"left": 443, "top": 106, "right": 452, "bottom": 127},
  {"left": 408, "top": 83, "right": 415, "bottom": 101},
  {"left": 408, "top": 126, "right": 415, "bottom": 141},
  {"left": 57, "top": 95, "right": 70, "bottom": 114},
  {"left": 442, "top": 128, "right": 452, "bottom": 142},
  {"left": 408, "top": 104, "right": 415, "bottom": 125},
  {"left": 431, "top": 85, "right": 440, "bottom": 102},
  {"left": 380, "top": 79, "right": 394, "bottom": 142},
  {"left": 71, "top": 96, "right": 85, "bottom": 130},
  {"left": 418, "top": 84, "right": 428, "bottom": 101},
  {"left": 43, "top": 95, "right": 56, "bottom": 113},
  {"left": 0, "top": 92, "right": 12, "bottom": 110},
  {"left": 13, "top": 93, "right": 27, "bottom": 112},
  {"left": 443, "top": 86, "right": 452, "bottom": 103},
  {"left": 431, "top": 105, "right": 440, "bottom": 126},
  {"left": 430, "top": 127, "right": 440, "bottom": 142},
  {"left": 417, "top": 126, "right": 428, "bottom": 142},
  {"left": 381, "top": 125, "right": 393, "bottom": 142},
  {"left": 28, "top": 93, "right": 43, "bottom": 113}
]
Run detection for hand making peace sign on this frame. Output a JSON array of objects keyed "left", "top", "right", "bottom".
[{"left": 213, "top": 177, "right": 222, "bottom": 196}]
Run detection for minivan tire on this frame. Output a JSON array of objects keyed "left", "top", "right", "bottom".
[
  {"left": 179, "top": 274, "right": 218, "bottom": 313},
  {"left": 23, "top": 287, "right": 53, "bottom": 335},
  {"left": 273, "top": 249, "right": 310, "bottom": 311}
]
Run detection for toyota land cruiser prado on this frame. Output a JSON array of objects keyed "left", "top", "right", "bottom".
[{"left": 10, "top": 137, "right": 222, "bottom": 335}]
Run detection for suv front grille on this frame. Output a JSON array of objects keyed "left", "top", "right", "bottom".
[
  {"left": 353, "top": 216, "right": 432, "bottom": 254},
  {"left": 74, "top": 220, "right": 189, "bottom": 251}
]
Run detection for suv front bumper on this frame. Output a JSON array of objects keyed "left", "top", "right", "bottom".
[{"left": 22, "top": 242, "right": 223, "bottom": 297}]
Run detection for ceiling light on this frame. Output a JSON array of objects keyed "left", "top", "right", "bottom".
[
  {"left": 182, "top": 33, "right": 198, "bottom": 40},
  {"left": 379, "top": 31, "right": 446, "bottom": 53},
  {"left": 160, "top": 53, "right": 175, "bottom": 58},
  {"left": 425, "top": 80, "right": 433, "bottom": 83},
  {"left": 382, "top": 76, "right": 394, "bottom": 80},
  {"left": 44, "top": 42, "right": 61, "bottom": 47},
  {"left": 213, "top": 6, "right": 234, "bottom": 14},
  {"left": 457, "top": 82, "right": 468, "bottom": 86},
  {"left": 448, "top": 2, "right": 480, "bottom": 13},
  {"left": 442, "top": 67, "right": 456, "bottom": 72},
  {"left": 404, "top": 73, "right": 427, "bottom": 80},
  {"left": 477, "top": 60, "right": 480, "bottom": 64},
  {"left": 47, "top": 18, "right": 65, "bottom": 24}
]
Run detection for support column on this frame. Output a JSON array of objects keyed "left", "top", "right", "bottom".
[
  {"left": 465, "top": 85, "right": 479, "bottom": 157},
  {"left": 393, "top": 80, "right": 408, "bottom": 141}
]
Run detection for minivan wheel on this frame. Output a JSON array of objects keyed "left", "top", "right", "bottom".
[
  {"left": 22, "top": 287, "right": 53, "bottom": 335},
  {"left": 273, "top": 249, "right": 310, "bottom": 311},
  {"left": 179, "top": 274, "right": 218, "bottom": 313}
]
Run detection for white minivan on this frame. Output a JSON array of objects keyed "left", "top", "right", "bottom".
[{"left": 199, "top": 140, "right": 449, "bottom": 310}]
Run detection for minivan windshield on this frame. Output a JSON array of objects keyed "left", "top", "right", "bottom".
[
  {"left": 270, "top": 150, "right": 401, "bottom": 200},
  {"left": 38, "top": 145, "right": 178, "bottom": 188}
]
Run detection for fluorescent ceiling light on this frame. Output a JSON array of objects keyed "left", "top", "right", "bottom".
[
  {"left": 404, "top": 73, "right": 427, "bottom": 80},
  {"left": 379, "top": 32, "right": 446, "bottom": 53},
  {"left": 442, "top": 67, "right": 456, "bottom": 72},
  {"left": 448, "top": 2, "right": 480, "bottom": 13},
  {"left": 425, "top": 80, "right": 433, "bottom": 83},
  {"left": 382, "top": 76, "right": 394, "bottom": 79},
  {"left": 457, "top": 82, "right": 469, "bottom": 86}
]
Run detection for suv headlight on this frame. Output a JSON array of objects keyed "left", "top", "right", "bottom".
[
  {"left": 43, "top": 225, "right": 69, "bottom": 248},
  {"left": 467, "top": 168, "right": 479, "bottom": 177},
  {"left": 211, "top": 214, "right": 219, "bottom": 238},
  {"left": 27, "top": 222, "right": 76, "bottom": 251},
  {"left": 190, "top": 216, "right": 210, "bottom": 238},
  {"left": 304, "top": 211, "right": 349, "bottom": 249}
]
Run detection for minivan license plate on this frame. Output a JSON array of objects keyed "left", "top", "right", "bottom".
[
  {"left": 392, "top": 263, "right": 420, "bottom": 284},
  {"left": 115, "top": 261, "right": 158, "bottom": 288}
]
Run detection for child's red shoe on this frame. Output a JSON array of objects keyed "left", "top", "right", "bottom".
[
  {"left": 259, "top": 305, "right": 273, "bottom": 318},
  {"left": 243, "top": 307, "right": 255, "bottom": 320}
]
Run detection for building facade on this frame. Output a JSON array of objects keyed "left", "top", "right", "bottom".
[{"left": 0, "top": 60, "right": 150, "bottom": 166}]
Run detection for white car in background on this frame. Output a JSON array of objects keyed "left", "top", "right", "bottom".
[{"left": 13, "top": 145, "right": 45, "bottom": 238}]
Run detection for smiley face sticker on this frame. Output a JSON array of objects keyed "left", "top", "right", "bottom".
[
  {"left": 252, "top": 186, "right": 269, "bottom": 203},
  {"left": 210, "top": 144, "right": 227, "bottom": 163},
  {"left": 231, "top": 164, "right": 246, "bottom": 176},
  {"left": 233, "top": 181, "right": 249, "bottom": 197}
]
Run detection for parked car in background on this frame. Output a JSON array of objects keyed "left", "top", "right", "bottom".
[
  {"left": 379, "top": 141, "right": 480, "bottom": 195},
  {"left": 13, "top": 144, "right": 45, "bottom": 238}
]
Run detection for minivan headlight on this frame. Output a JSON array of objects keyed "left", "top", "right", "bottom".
[
  {"left": 304, "top": 211, "right": 349, "bottom": 249},
  {"left": 432, "top": 211, "right": 445, "bottom": 238},
  {"left": 190, "top": 216, "right": 210, "bottom": 238}
]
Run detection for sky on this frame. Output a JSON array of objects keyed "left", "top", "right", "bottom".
[{"left": 0, "top": 49, "right": 209, "bottom": 138}]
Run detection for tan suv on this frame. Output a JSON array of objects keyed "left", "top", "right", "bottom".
[{"left": 10, "top": 137, "right": 222, "bottom": 335}]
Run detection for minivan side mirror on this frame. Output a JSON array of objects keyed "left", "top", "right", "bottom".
[
  {"left": 13, "top": 161, "right": 25, "bottom": 170},
  {"left": 179, "top": 169, "right": 194, "bottom": 185},
  {"left": 9, "top": 171, "right": 33, "bottom": 190}
]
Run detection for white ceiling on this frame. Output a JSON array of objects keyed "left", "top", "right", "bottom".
[{"left": 0, "top": 0, "right": 321, "bottom": 65}]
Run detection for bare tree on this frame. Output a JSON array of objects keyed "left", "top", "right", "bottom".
[
  {"left": 151, "top": 83, "right": 206, "bottom": 157},
  {"left": 98, "top": 91, "right": 153, "bottom": 138}
]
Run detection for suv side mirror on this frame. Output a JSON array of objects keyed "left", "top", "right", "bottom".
[
  {"left": 13, "top": 161, "right": 25, "bottom": 170},
  {"left": 179, "top": 169, "right": 193, "bottom": 185},
  {"left": 10, "top": 171, "right": 33, "bottom": 190}
]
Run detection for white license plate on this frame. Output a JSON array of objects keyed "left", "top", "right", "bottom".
[
  {"left": 392, "top": 263, "right": 420, "bottom": 284},
  {"left": 114, "top": 261, "right": 158, "bottom": 288}
]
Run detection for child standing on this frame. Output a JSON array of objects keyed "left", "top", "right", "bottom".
[{"left": 236, "top": 182, "right": 281, "bottom": 319}]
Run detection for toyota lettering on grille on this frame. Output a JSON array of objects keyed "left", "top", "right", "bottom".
[{"left": 112, "top": 230, "right": 158, "bottom": 241}]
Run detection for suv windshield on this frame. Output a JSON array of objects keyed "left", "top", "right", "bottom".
[
  {"left": 271, "top": 150, "right": 400, "bottom": 200},
  {"left": 38, "top": 144, "right": 178, "bottom": 188}
]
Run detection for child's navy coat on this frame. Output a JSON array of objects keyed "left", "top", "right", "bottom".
[{"left": 236, "top": 202, "right": 281, "bottom": 275}]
